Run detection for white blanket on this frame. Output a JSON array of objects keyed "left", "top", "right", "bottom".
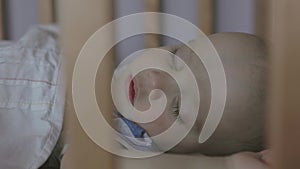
[{"left": 0, "top": 25, "right": 65, "bottom": 169}]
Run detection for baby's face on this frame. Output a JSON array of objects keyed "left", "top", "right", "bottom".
[
  {"left": 130, "top": 69, "right": 181, "bottom": 136},
  {"left": 121, "top": 47, "right": 205, "bottom": 152},
  {"left": 116, "top": 33, "right": 266, "bottom": 155}
]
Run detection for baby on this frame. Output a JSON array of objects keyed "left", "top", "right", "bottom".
[{"left": 114, "top": 32, "right": 269, "bottom": 167}]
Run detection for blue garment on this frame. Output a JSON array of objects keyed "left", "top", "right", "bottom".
[
  {"left": 114, "top": 115, "right": 159, "bottom": 152},
  {"left": 121, "top": 117, "right": 145, "bottom": 138}
]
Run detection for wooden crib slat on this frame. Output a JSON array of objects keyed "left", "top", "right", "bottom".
[
  {"left": 268, "top": 0, "right": 300, "bottom": 168},
  {"left": 38, "top": 0, "right": 55, "bottom": 24},
  {"left": 198, "top": 0, "right": 214, "bottom": 35},
  {"left": 0, "top": 0, "right": 4, "bottom": 39},
  {"left": 144, "top": 0, "right": 160, "bottom": 48},
  {"left": 255, "top": 0, "right": 270, "bottom": 44},
  {"left": 59, "top": 0, "right": 115, "bottom": 168}
]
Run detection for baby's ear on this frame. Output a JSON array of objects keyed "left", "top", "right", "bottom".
[
  {"left": 158, "top": 44, "right": 196, "bottom": 71},
  {"left": 174, "top": 44, "right": 194, "bottom": 65}
]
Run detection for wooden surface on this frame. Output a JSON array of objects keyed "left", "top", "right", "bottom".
[
  {"left": 59, "top": 0, "right": 114, "bottom": 168},
  {"left": 268, "top": 0, "right": 300, "bottom": 168},
  {"left": 198, "top": 0, "right": 214, "bottom": 35}
]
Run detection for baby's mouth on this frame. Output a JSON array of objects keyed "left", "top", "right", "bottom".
[{"left": 129, "top": 79, "right": 135, "bottom": 105}]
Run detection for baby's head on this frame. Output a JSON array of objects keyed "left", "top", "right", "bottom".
[{"left": 117, "top": 33, "right": 267, "bottom": 155}]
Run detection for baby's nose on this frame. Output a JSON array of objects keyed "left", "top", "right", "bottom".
[{"left": 147, "top": 70, "right": 162, "bottom": 89}]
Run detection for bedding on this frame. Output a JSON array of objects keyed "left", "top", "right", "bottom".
[{"left": 0, "top": 25, "right": 65, "bottom": 169}]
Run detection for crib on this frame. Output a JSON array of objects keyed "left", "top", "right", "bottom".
[
  {"left": 1, "top": 0, "right": 299, "bottom": 169},
  {"left": 59, "top": 1, "right": 300, "bottom": 169}
]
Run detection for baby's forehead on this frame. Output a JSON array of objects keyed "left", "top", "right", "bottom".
[{"left": 133, "top": 47, "right": 193, "bottom": 73}]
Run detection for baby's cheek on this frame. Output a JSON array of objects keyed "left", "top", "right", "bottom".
[{"left": 138, "top": 111, "right": 176, "bottom": 137}]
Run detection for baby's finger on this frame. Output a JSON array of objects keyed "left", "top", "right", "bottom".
[{"left": 260, "top": 149, "right": 272, "bottom": 165}]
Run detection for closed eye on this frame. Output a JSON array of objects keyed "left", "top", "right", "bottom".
[{"left": 172, "top": 95, "right": 180, "bottom": 118}]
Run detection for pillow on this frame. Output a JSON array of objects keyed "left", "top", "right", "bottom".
[{"left": 0, "top": 25, "right": 65, "bottom": 169}]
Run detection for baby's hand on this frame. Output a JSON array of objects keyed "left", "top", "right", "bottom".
[
  {"left": 260, "top": 149, "right": 272, "bottom": 165},
  {"left": 227, "top": 150, "right": 271, "bottom": 169}
]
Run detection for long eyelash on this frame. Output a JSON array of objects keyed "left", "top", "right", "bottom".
[
  {"left": 172, "top": 95, "right": 183, "bottom": 123},
  {"left": 172, "top": 105, "right": 184, "bottom": 124},
  {"left": 172, "top": 105, "right": 179, "bottom": 117}
]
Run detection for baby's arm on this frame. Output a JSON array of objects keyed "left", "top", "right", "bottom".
[
  {"left": 117, "top": 153, "right": 226, "bottom": 169},
  {"left": 117, "top": 151, "right": 270, "bottom": 169}
]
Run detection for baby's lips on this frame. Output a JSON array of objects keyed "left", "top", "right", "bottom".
[{"left": 129, "top": 80, "right": 135, "bottom": 105}]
